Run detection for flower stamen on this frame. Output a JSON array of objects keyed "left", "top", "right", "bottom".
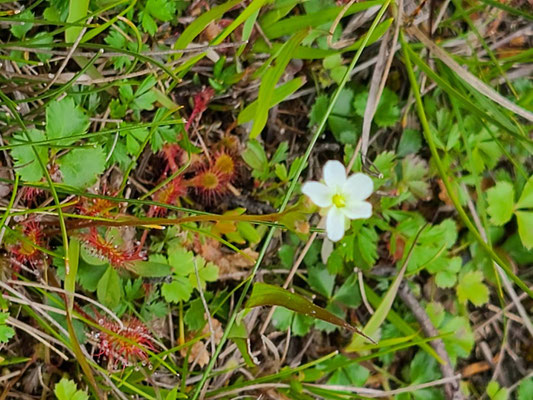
[{"left": 332, "top": 193, "right": 346, "bottom": 208}]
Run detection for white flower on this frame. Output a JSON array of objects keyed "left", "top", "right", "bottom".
[{"left": 302, "top": 160, "right": 373, "bottom": 242}]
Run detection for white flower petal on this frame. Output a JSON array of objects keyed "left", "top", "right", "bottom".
[
  {"left": 343, "top": 172, "right": 374, "bottom": 201},
  {"left": 302, "top": 181, "right": 333, "bottom": 207},
  {"left": 323, "top": 160, "right": 346, "bottom": 189},
  {"left": 326, "top": 207, "right": 346, "bottom": 242},
  {"left": 342, "top": 200, "right": 372, "bottom": 220}
]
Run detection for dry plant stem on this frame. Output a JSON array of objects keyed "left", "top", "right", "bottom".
[
  {"left": 357, "top": 268, "right": 374, "bottom": 314},
  {"left": 398, "top": 284, "right": 463, "bottom": 400},
  {"left": 327, "top": 0, "right": 357, "bottom": 49},
  {"left": 6, "top": 317, "right": 69, "bottom": 361},
  {"left": 361, "top": 28, "right": 391, "bottom": 159},
  {"left": 405, "top": 25, "right": 533, "bottom": 122},
  {"left": 307, "top": 375, "right": 462, "bottom": 397},
  {"left": 193, "top": 259, "right": 216, "bottom": 359},
  {"left": 8, "top": 280, "right": 124, "bottom": 327},
  {"left": 43, "top": 18, "right": 92, "bottom": 91}
]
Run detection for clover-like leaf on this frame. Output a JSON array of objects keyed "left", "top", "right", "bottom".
[
  {"left": 457, "top": 271, "right": 489, "bottom": 306},
  {"left": 486, "top": 181, "right": 515, "bottom": 226}
]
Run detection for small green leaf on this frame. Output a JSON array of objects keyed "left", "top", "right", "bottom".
[
  {"left": 199, "top": 263, "right": 219, "bottom": 282},
  {"left": 58, "top": 147, "right": 106, "bottom": 188},
  {"left": 0, "top": 312, "right": 14, "bottom": 343},
  {"left": 272, "top": 306, "right": 293, "bottom": 331},
  {"left": 127, "top": 261, "right": 172, "bottom": 277},
  {"left": 0, "top": 325, "right": 15, "bottom": 343},
  {"left": 516, "top": 175, "right": 533, "bottom": 209},
  {"left": 96, "top": 267, "right": 122, "bottom": 309},
  {"left": 184, "top": 298, "right": 206, "bottom": 331},
  {"left": 11, "top": 10, "right": 34, "bottom": 39},
  {"left": 308, "top": 265, "right": 335, "bottom": 298},
  {"left": 46, "top": 97, "right": 89, "bottom": 146},
  {"left": 54, "top": 378, "right": 89, "bottom": 400},
  {"left": 397, "top": 129, "right": 422, "bottom": 157},
  {"left": 486, "top": 181, "right": 515, "bottom": 225},
  {"left": 457, "top": 271, "right": 489, "bottom": 306},
  {"left": 168, "top": 246, "right": 195, "bottom": 276},
  {"left": 10, "top": 129, "right": 48, "bottom": 182},
  {"left": 292, "top": 313, "right": 314, "bottom": 336},
  {"left": 487, "top": 381, "right": 509, "bottom": 400},
  {"left": 241, "top": 140, "right": 268, "bottom": 172},
  {"left": 516, "top": 211, "right": 533, "bottom": 249},
  {"left": 518, "top": 378, "right": 533, "bottom": 400},
  {"left": 162, "top": 275, "right": 193, "bottom": 303}
]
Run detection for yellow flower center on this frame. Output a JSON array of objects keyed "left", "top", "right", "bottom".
[{"left": 332, "top": 193, "right": 346, "bottom": 208}]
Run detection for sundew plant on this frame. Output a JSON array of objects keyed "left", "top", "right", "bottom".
[{"left": 0, "top": 0, "right": 532, "bottom": 399}]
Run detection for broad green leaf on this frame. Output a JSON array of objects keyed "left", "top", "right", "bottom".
[
  {"left": 516, "top": 175, "right": 533, "bottom": 209},
  {"left": 292, "top": 313, "right": 314, "bottom": 336},
  {"left": 516, "top": 211, "right": 533, "bottom": 249},
  {"left": 457, "top": 271, "right": 489, "bottom": 306},
  {"left": 10, "top": 129, "right": 48, "bottom": 182},
  {"left": 486, "top": 181, "right": 515, "bottom": 225},
  {"left": 272, "top": 306, "right": 293, "bottom": 331},
  {"left": 96, "top": 267, "right": 122, "bottom": 309},
  {"left": 518, "top": 378, "right": 533, "bottom": 400},
  {"left": 168, "top": 246, "right": 195, "bottom": 275},
  {"left": 58, "top": 147, "right": 106, "bottom": 188},
  {"left": 184, "top": 298, "right": 206, "bottom": 331},
  {"left": 397, "top": 129, "right": 422, "bottom": 157},
  {"left": 308, "top": 265, "right": 335, "bottom": 298},
  {"left": 241, "top": 140, "right": 268, "bottom": 172},
  {"left": 54, "top": 378, "right": 89, "bottom": 400},
  {"left": 11, "top": 9, "right": 34, "bottom": 39},
  {"left": 246, "top": 283, "right": 372, "bottom": 339},
  {"left": 66, "top": 0, "right": 89, "bottom": 43},
  {"left": 77, "top": 262, "right": 107, "bottom": 292},
  {"left": 197, "top": 262, "right": 219, "bottom": 284},
  {"left": 487, "top": 381, "right": 509, "bottom": 400},
  {"left": 127, "top": 261, "right": 172, "bottom": 277},
  {"left": 46, "top": 97, "right": 89, "bottom": 146},
  {"left": 238, "top": 77, "right": 305, "bottom": 124},
  {"left": 353, "top": 87, "right": 400, "bottom": 128},
  {"left": 162, "top": 275, "right": 193, "bottom": 303},
  {"left": 250, "top": 30, "right": 307, "bottom": 138},
  {"left": 441, "top": 316, "right": 474, "bottom": 364}
]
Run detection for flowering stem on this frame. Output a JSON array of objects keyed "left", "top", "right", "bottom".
[
  {"left": 400, "top": 33, "right": 533, "bottom": 299},
  {"left": 191, "top": 2, "right": 392, "bottom": 398}
]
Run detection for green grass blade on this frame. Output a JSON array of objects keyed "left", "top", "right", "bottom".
[{"left": 250, "top": 30, "right": 308, "bottom": 138}]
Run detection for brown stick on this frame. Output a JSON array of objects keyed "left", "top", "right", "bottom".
[{"left": 398, "top": 283, "right": 464, "bottom": 400}]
